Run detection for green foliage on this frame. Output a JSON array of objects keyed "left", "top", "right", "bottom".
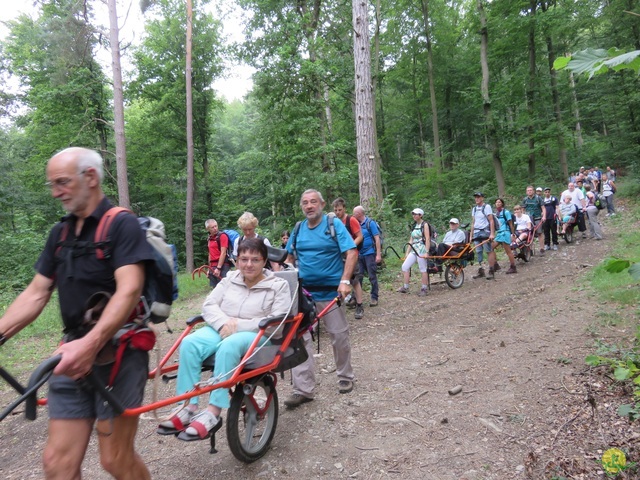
[{"left": 554, "top": 48, "right": 640, "bottom": 79}]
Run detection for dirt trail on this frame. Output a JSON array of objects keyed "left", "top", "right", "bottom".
[{"left": 1, "top": 214, "right": 638, "bottom": 479}]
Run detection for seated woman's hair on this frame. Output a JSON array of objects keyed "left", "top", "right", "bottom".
[
  {"left": 237, "top": 212, "right": 259, "bottom": 229},
  {"left": 237, "top": 237, "right": 268, "bottom": 259}
]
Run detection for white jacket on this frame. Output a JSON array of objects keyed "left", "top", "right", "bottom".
[{"left": 202, "top": 269, "right": 292, "bottom": 338}]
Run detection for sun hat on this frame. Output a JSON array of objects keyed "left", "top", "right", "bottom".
[
  {"left": 411, "top": 208, "right": 424, "bottom": 215},
  {"left": 449, "top": 218, "right": 459, "bottom": 224}
]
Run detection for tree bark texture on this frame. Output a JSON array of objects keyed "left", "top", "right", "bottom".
[
  {"left": 545, "top": 34, "right": 568, "bottom": 181},
  {"left": 108, "top": 0, "right": 130, "bottom": 209},
  {"left": 420, "top": 0, "right": 442, "bottom": 165},
  {"left": 526, "top": 0, "right": 536, "bottom": 181},
  {"left": 185, "top": 0, "right": 195, "bottom": 272},
  {"left": 478, "top": 0, "right": 505, "bottom": 197},
  {"left": 353, "top": 0, "right": 382, "bottom": 209}
]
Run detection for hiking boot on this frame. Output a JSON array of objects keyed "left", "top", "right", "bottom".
[
  {"left": 472, "top": 268, "right": 485, "bottom": 279},
  {"left": 397, "top": 286, "right": 409, "bottom": 293},
  {"left": 418, "top": 287, "right": 428, "bottom": 297},
  {"left": 485, "top": 268, "right": 495, "bottom": 280},
  {"left": 284, "top": 394, "right": 313, "bottom": 409},
  {"left": 544, "top": 245, "right": 551, "bottom": 251},
  {"left": 354, "top": 304, "right": 364, "bottom": 319},
  {"left": 505, "top": 265, "right": 517, "bottom": 274},
  {"left": 338, "top": 380, "right": 353, "bottom": 394},
  {"left": 369, "top": 299, "right": 378, "bottom": 307},
  {"left": 493, "top": 263, "right": 501, "bottom": 272},
  {"left": 345, "top": 296, "right": 356, "bottom": 309}
]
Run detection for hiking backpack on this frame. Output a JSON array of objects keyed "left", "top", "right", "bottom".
[
  {"left": 216, "top": 229, "right": 240, "bottom": 263},
  {"left": 57, "top": 207, "right": 177, "bottom": 324},
  {"left": 593, "top": 192, "right": 606, "bottom": 210},
  {"left": 363, "top": 217, "right": 383, "bottom": 253}
]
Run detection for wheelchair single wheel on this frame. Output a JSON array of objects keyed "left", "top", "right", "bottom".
[
  {"left": 522, "top": 246, "right": 532, "bottom": 262},
  {"left": 564, "top": 229, "right": 573, "bottom": 244},
  {"left": 444, "top": 263, "right": 464, "bottom": 289},
  {"left": 227, "top": 376, "right": 278, "bottom": 463}
]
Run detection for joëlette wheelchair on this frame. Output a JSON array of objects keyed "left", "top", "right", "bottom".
[
  {"left": 556, "top": 210, "right": 579, "bottom": 244},
  {"left": 403, "top": 224, "right": 489, "bottom": 290},
  {"left": 0, "top": 247, "right": 333, "bottom": 463}
]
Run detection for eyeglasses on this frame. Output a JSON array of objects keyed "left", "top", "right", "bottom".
[{"left": 45, "top": 170, "right": 87, "bottom": 190}]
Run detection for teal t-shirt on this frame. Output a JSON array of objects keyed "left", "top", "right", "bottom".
[{"left": 286, "top": 214, "right": 356, "bottom": 301}]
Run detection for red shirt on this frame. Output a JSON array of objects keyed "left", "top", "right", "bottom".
[
  {"left": 208, "top": 233, "right": 230, "bottom": 265},
  {"left": 341, "top": 215, "right": 361, "bottom": 241}
]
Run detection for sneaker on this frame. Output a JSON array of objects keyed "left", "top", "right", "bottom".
[
  {"left": 472, "top": 268, "right": 485, "bottom": 279},
  {"left": 582, "top": 233, "right": 587, "bottom": 239},
  {"left": 485, "top": 268, "right": 495, "bottom": 280},
  {"left": 346, "top": 296, "right": 356, "bottom": 309},
  {"left": 158, "top": 405, "right": 194, "bottom": 432},
  {"left": 505, "top": 265, "right": 517, "bottom": 274},
  {"left": 183, "top": 410, "right": 220, "bottom": 438},
  {"left": 544, "top": 245, "right": 551, "bottom": 251},
  {"left": 610, "top": 213, "right": 616, "bottom": 217},
  {"left": 354, "top": 304, "right": 364, "bottom": 319},
  {"left": 418, "top": 287, "right": 428, "bottom": 297},
  {"left": 397, "top": 286, "right": 409, "bottom": 293},
  {"left": 493, "top": 263, "right": 502, "bottom": 272},
  {"left": 369, "top": 299, "right": 378, "bottom": 307},
  {"left": 338, "top": 380, "right": 353, "bottom": 394},
  {"left": 284, "top": 394, "right": 313, "bottom": 409},
  {"left": 552, "top": 245, "right": 558, "bottom": 251}
]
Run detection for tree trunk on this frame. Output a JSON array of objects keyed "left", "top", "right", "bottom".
[
  {"left": 569, "top": 71, "right": 584, "bottom": 149},
  {"left": 478, "top": 0, "right": 505, "bottom": 197},
  {"left": 420, "top": 0, "right": 442, "bottom": 166},
  {"left": 185, "top": 0, "right": 195, "bottom": 272},
  {"left": 526, "top": 0, "right": 536, "bottom": 181},
  {"left": 545, "top": 34, "right": 568, "bottom": 181},
  {"left": 107, "top": 0, "right": 130, "bottom": 209},
  {"left": 353, "top": 0, "right": 382, "bottom": 209}
]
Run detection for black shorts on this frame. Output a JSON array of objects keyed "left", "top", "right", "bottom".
[{"left": 48, "top": 348, "right": 149, "bottom": 420}]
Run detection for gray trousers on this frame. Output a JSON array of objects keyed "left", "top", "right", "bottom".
[
  {"left": 586, "top": 206, "right": 604, "bottom": 239},
  {"left": 291, "top": 300, "right": 355, "bottom": 398}
]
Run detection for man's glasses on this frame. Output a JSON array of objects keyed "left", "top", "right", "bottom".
[{"left": 45, "top": 170, "right": 87, "bottom": 190}]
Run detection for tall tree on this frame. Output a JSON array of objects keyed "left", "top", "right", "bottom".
[
  {"left": 353, "top": 0, "right": 382, "bottom": 208},
  {"left": 185, "top": 0, "right": 195, "bottom": 272},
  {"left": 107, "top": 0, "right": 130, "bottom": 208},
  {"left": 478, "top": 0, "right": 505, "bottom": 196}
]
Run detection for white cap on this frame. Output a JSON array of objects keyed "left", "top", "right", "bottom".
[
  {"left": 449, "top": 218, "right": 459, "bottom": 224},
  {"left": 411, "top": 208, "right": 424, "bottom": 215},
  {"left": 536, "top": 186, "right": 543, "bottom": 192}
]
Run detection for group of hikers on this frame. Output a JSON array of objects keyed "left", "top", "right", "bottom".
[
  {"left": 0, "top": 145, "right": 620, "bottom": 478},
  {"left": 397, "top": 172, "right": 618, "bottom": 294}
]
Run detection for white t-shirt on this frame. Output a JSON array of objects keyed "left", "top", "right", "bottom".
[
  {"left": 561, "top": 188, "right": 584, "bottom": 209},
  {"left": 515, "top": 214, "right": 532, "bottom": 232}
]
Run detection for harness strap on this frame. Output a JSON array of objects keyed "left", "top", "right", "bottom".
[
  {"left": 95, "top": 207, "right": 131, "bottom": 260},
  {"left": 107, "top": 327, "right": 155, "bottom": 388}
]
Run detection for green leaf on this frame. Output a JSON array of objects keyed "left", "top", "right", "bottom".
[
  {"left": 566, "top": 48, "right": 609, "bottom": 78},
  {"left": 614, "top": 367, "right": 631, "bottom": 381},
  {"left": 617, "top": 404, "right": 635, "bottom": 417},
  {"left": 585, "top": 355, "right": 603, "bottom": 366},
  {"left": 603, "top": 50, "right": 640, "bottom": 72},
  {"left": 553, "top": 57, "right": 570, "bottom": 71},
  {"left": 603, "top": 258, "right": 632, "bottom": 273},
  {"left": 628, "top": 263, "right": 640, "bottom": 281}
]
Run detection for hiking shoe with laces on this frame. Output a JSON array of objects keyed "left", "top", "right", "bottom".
[
  {"left": 485, "top": 268, "right": 495, "bottom": 280},
  {"left": 505, "top": 265, "right": 517, "bottom": 274},
  {"left": 346, "top": 296, "right": 356, "bottom": 309},
  {"left": 338, "top": 380, "right": 353, "bottom": 394},
  {"left": 418, "top": 287, "right": 428, "bottom": 297},
  {"left": 284, "top": 394, "right": 313, "bottom": 409},
  {"left": 552, "top": 245, "right": 558, "bottom": 251},
  {"left": 472, "top": 268, "right": 485, "bottom": 279},
  {"left": 354, "top": 304, "right": 364, "bottom": 319},
  {"left": 397, "top": 286, "right": 409, "bottom": 293},
  {"left": 369, "top": 299, "right": 378, "bottom": 307},
  {"left": 493, "top": 263, "right": 502, "bottom": 272}
]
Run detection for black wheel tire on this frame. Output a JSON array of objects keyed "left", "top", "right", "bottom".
[
  {"left": 227, "top": 376, "right": 278, "bottom": 463},
  {"left": 444, "top": 264, "right": 464, "bottom": 289},
  {"left": 523, "top": 246, "right": 532, "bottom": 262},
  {"left": 565, "top": 230, "right": 573, "bottom": 244}
]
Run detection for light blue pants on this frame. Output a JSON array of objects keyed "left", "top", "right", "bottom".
[{"left": 176, "top": 325, "right": 269, "bottom": 409}]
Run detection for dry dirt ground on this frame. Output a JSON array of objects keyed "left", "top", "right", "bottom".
[{"left": 1, "top": 213, "right": 638, "bottom": 480}]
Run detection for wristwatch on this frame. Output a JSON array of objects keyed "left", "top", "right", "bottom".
[{"left": 339, "top": 280, "right": 351, "bottom": 285}]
